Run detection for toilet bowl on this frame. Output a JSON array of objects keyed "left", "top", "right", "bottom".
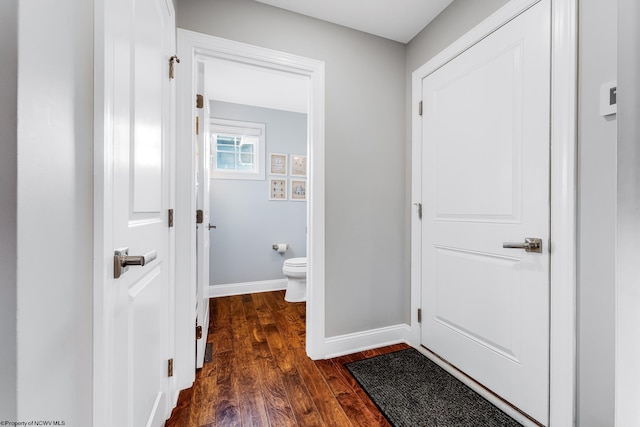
[{"left": 283, "top": 257, "right": 307, "bottom": 302}]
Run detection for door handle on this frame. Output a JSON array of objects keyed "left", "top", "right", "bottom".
[
  {"left": 114, "top": 248, "right": 158, "bottom": 279},
  {"left": 208, "top": 224, "right": 216, "bottom": 230},
  {"left": 502, "top": 238, "right": 543, "bottom": 253}
]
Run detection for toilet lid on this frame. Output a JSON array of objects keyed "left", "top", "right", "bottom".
[{"left": 284, "top": 257, "right": 306, "bottom": 267}]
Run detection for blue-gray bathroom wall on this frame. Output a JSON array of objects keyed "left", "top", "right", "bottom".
[{"left": 209, "top": 101, "right": 307, "bottom": 285}]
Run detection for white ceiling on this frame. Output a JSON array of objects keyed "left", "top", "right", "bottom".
[
  {"left": 203, "top": 58, "right": 309, "bottom": 114},
  {"left": 254, "top": 0, "right": 454, "bottom": 43},
  {"left": 204, "top": 1, "right": 455, "bottom": 113}
]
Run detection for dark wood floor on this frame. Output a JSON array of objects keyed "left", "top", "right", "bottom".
[{"left": 165, "top": 290, "right": 410, "bottom": 427}]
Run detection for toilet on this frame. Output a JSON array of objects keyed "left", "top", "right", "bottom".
[{"left": 283, "top": 257, "right": 307, "bottom": 302}]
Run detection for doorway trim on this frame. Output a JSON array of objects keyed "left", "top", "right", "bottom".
[
  {"left": 175, "top": 30, "right": 326, "bottom": 389},
  {"left": 410, "top": 0, "right": 577, "bottom": 425}
]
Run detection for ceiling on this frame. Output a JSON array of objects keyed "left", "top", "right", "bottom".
[
  {"left": 254, "top": 0, "right": 454, "bottom": 44},
  {"left": 204, "top": 58, "right": 309, "bottom": 114},
  {"left": 205, "top": 1, "right": 455, "bottom": 113}
]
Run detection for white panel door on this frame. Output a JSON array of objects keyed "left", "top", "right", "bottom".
[
  {"left": 195, "top": 61, "right": 211, "bottom": 368},
  {"left": 420, "top": 1, "right": 550, "bottom": 424},
  {"left": 109, "top": 0, "right": 174, "bottom": 425}
]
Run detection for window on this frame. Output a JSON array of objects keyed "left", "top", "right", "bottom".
[{"left": 210, "top": 119, "right": 266, "bottom": 180}]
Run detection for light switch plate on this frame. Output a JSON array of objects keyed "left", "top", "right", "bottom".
[{"left": 600, "top": 80, "right": 617, "bottom": 116}]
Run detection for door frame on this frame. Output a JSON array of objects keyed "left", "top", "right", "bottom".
[
  {"left": 175, "top": 30, "right": 326, "bottom": 392},
  {"left": 410, "top": 0, "right": 577, "bottom": 425}
]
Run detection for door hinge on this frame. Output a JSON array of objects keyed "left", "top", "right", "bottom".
[
  {"left": 168, "top": 209, "right": 174, "bottom": 227},
  {"left": 419, "top": 100, "right": 423, "bottom": 116},
  {"left": 414, "top": 202, "right": 422, "bottom": 220},
  {"left": 168, "top": 358, "right": 174, "bottom": 377},
  {"left": 169, "top": 55, "right": 180, "bottom": 80},
  {"left": 196, "top": 209, "right": 204, "bottom": 224},
  {"left": 417, "top": 308, "right": 422, "bottom": 323},
  {"left": 195, "top": 115, "right": 199, "bottom": 136},
  {"left": 196, "top": 94, "right": 204, "bottom": 109},
  {"left": 196, "top": 325, "right": 203, "bottom": 340}
]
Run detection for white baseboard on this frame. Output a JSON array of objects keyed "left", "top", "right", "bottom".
[
  {"left": 322, "top": 324, "right": 411, "bottom": 359},
  {"left": 207, "top": 279, "right": 287, "bottom": 298}
]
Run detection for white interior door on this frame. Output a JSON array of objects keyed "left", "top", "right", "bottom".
[
  {"left": 420, "top": 1, "right": 550, "bottom": 424},
  {"left": 107, "top": 0, "right": 174, "bottom": 425},
  {"left": 195, "top": 61, "right": 211, "bottom": 368}
]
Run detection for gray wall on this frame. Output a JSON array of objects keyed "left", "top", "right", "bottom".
[
  {"left": 209, "top": 101, "right": 307, "bottom": 285},
  {"left": 577, "top": 1, "right": 617, "bottom": 425},
  {"left": 178, "top": 0, "right": 407, "bottom": 336},
  {"left": 0, "top": 0, "right": 17, "bottom": 420},
  {"left": 16, "top": 0, "right": 93, "bottom": 423},
  {"left": 616, "top": 0, "right": 640, "bottom": 423},
  {"left": 406, "top": 0, "right": 510, "bottom": 74}
]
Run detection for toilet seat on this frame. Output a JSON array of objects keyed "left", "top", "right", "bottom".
[{"left": 284, "top": 257, "right": 306, "bottom": 268}]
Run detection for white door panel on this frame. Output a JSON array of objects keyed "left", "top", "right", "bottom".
[
  {"left": 421, "top": 0, "right": 550, "bottom": 424},
  {"left": 432, "top": 247, "right": 523, "bottom": 361},
  {"left": 108, "top": 0, "right": 175, "bottom": 425}
]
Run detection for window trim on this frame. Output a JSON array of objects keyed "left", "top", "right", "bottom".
[{"left": 210, "top": 118, "right": 266, "bottom": 180}]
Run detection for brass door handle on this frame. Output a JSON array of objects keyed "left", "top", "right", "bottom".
[{"left": 502, "top": 238, "right": 542, "bottom": 253}]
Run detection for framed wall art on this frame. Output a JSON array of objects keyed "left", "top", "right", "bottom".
[
  {"left": 269, "top": 178, "right": 287, "bottom": 200},
  {"left": 289, "top": 179, "right": 307, "bottom": 201},
  {"left": 290, "top": 154, "right": 307, "bottom": 177},
  {"left": 269, "top": 153, "right": 287, "bottom": 175}
]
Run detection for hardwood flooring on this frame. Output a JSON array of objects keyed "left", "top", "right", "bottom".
[{"left": 165, "top": 290, "right": 409, "bottom": 427}]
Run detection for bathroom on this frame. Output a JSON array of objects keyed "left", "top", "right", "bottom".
[{"left": 205, "top": 58, "right": 309, "bottom": 302}]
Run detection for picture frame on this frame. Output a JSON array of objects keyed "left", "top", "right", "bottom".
[
  {"left": 289, "top": 179, "right": 307, "bottom": 201},
  {"left": 268, "top": 178, "right": 288, "bottom": 201},
  {"left": 290, "top": 154, "right": 307, "bottom": 177},
  {"left": 269, "top": 153, "right": 288, "bottom": 175}
]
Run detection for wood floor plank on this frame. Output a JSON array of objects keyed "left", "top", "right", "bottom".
[
  {"left": 195, "top": 375, "right": 218, "bottom": 426},
  {"left": 209, "top": 296, "right": 219, "bottom": 324},
  {"left": 313, "top": 358, "right": 383, "bottom": 427},
  {"left": 210, "top": 323, "right": 233, "bottom": 355},
  {"left": 197, "top": 356, "right": 216, "bottom": 379},
  {"left": 165, "top": 385, "right": 193, "bottom": 427},
  {"left": 214, "top": 352, "right": 242, "bottom": 426},
  {"left": 257, "top": 354, "right": 298, "bottom": 427},
  {"left": 230, "top": 315, "right": 253, "bottom": 354},
  {"left": 241, "top": 293, "right": 259, "bottom": 321},
  {"left": 235, "top": 354, "right": 270, "bottom": 427},
  {"left": 252, "top": 292, "right": 276, "bottom": 326},
  {"left": 333, "top": 354, "right": 392, "bottom": 427},
  {"left": 166, "top": 292, "right": 404, "bottom": 427},
  {"left": 280, "top": 370, "right": 326, "bottom": 427},
  {"left": 188, "top": 375, "right": 204, "bottom": 427},
  {"left": 292, "top": 347, "right": 352, "bottom": 427},
  {"left": 213, "top": 296, "right": 231, "bottom": 327},
  {"left": 266, "top": 332, "right": 297, "bottom": 375},
  {"left": 272, "top": 307, "right": 303, "bottom": 349}
]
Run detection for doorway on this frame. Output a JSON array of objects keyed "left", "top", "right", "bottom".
[
  {"left": 410, "top": 0, "right": 577, "bottom": 425},
  {"left": 175, "top": 30, "right": 327, "bottom": 392},
  {"left": 203, "top": 57, "right": 309, "bottom": 296},
  {"left": 419, "top": 0, "right": 550, "bottom": 423}
]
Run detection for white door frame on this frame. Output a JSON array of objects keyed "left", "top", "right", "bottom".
[
  {"left": 410, "top": 0, "right": 577, "bottom": 425},
  {"left": 175, "top": 31, "right": 326, "bottom": 389}
]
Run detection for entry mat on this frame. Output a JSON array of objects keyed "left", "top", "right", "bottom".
[{"left": 344, "top": 348, "right": 523, "bottom": 427}]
